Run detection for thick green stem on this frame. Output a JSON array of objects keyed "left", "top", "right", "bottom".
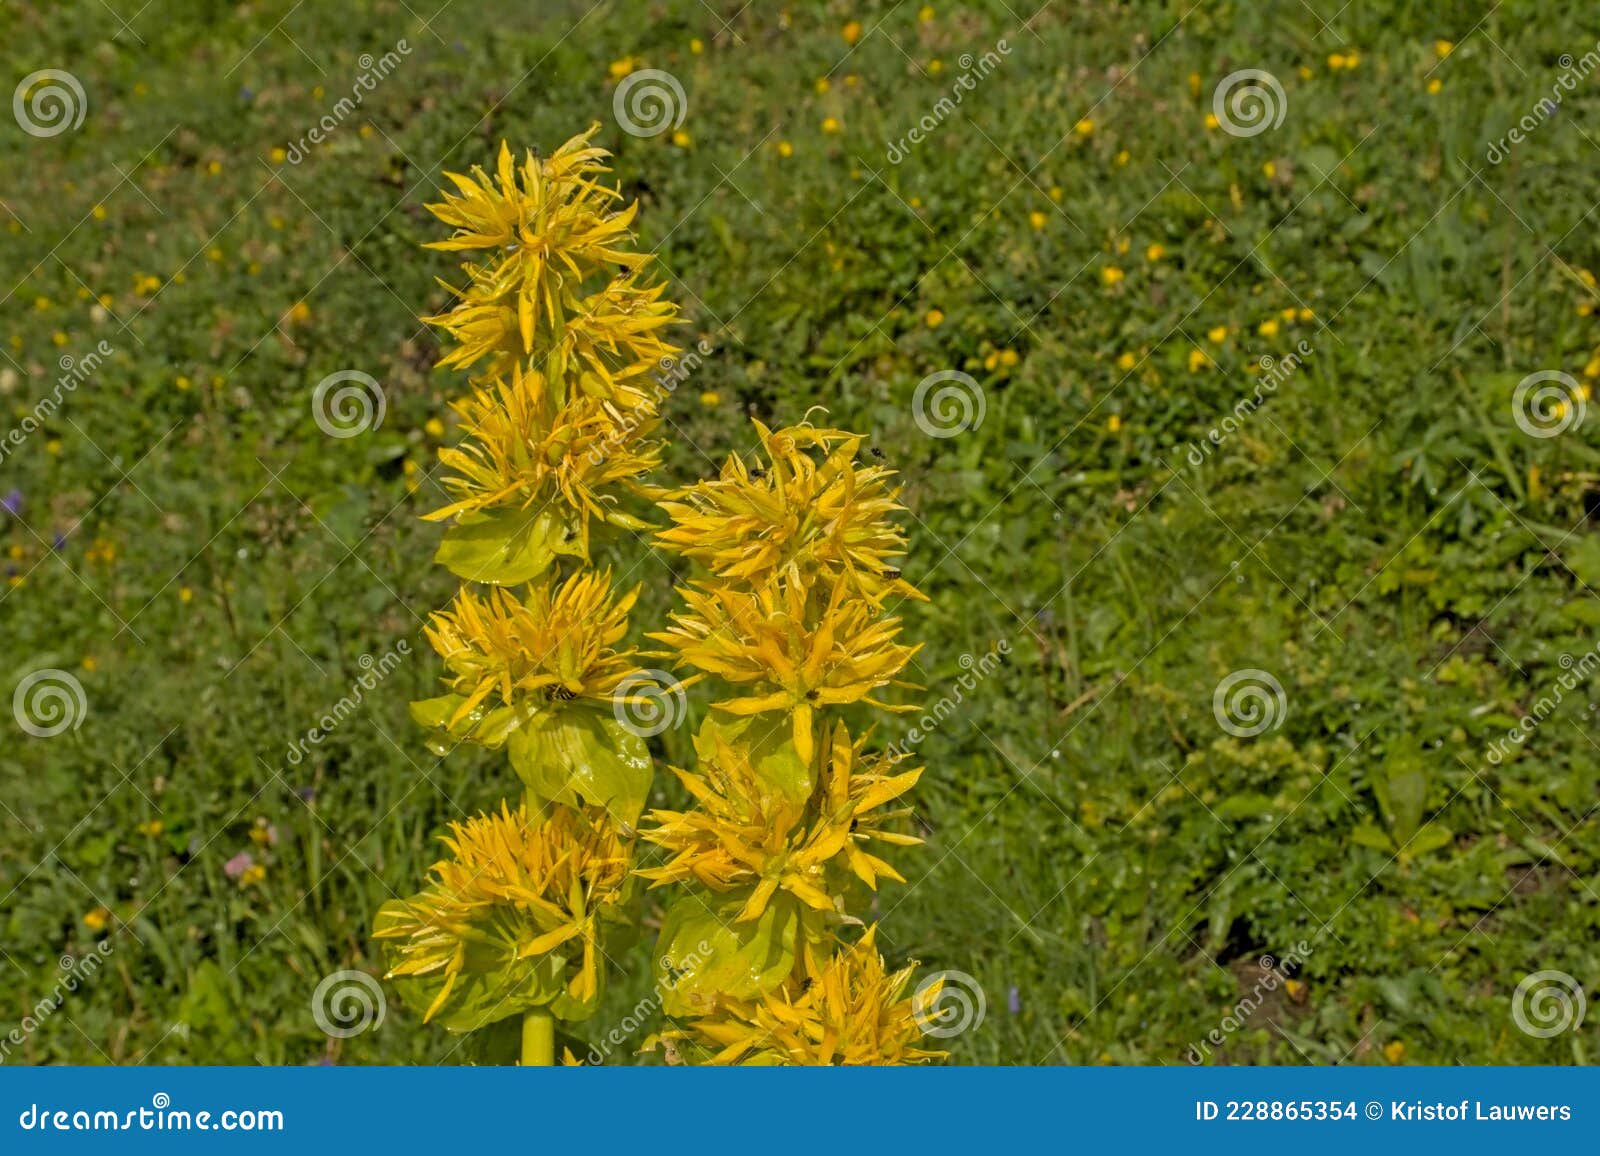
[{"left": 521, "top": 1009, "right": 555, "bottom": 1066}]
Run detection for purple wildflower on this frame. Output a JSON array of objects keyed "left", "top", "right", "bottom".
[{"left": 223, "top": 851, "right": 254, "bottom": 879}]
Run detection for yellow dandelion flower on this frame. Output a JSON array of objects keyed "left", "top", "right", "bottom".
[
  {"left": 1435, "top": 40, "right": 1453, "bottom": 59},
  {"left": 842, "top": 20, "right": 862, "bottom": 44},
  {"left": 777, "top": 140, "right": 794, "bottom": 158},
  {"left": 1258, "top": 318, "right": 1280, "bottom": 338},
  {"left": 1188, "top": 348, "right": 1212, "bottom": 372},
  {"left": 137, "top": 819, "right": 164, "bottom": 837},
  {"left": 698, "top": 389, "right": 721, "bottom": 407},
  {"left": 1426, "top": 77, "right": 1442, "bottom": 94},
  {"left": 1145, "top": 243, "right": 1165, "bottom": 262},
  {"left": 924, "top": 308, "right": 944, "bottom": 328},
  {"left": 84, "top": 907, "right": 111, "bottom": 931},
  {"left": 425, "top": 570, "right": 640, "bottom": 723},
  {"left": 1028, "top": 210, "right": 1047, "bottom": 230},
  {"left": 1116, "top": 351, "right": 1137, "bottom": 372},
  {"left": 1107, "top": 414, "right": 1122, "bottom": 433},
  {"left": 1101, "top": 266, "right": 1124, "bottom": 287},
  {"left": 919, "top": 6, "right": 934, "bottom": 20},
  {"left": 1074, "top": 118, "right": 1094, "bottom": 137},
  {"left": 239, "top": 863, "right": 267, "bottom": 886},
  {"left": 1204, "top": 112, "right": 1219, "bottom": 130},
  {"left": 822, "top": 116, "right": 842, "bottom": 134},
  {"left": 1207, "top": 325, "right": 1229, "bottom": 344},
  {"left": 672, "top": 129, "right": 692, "bottom": 148}
]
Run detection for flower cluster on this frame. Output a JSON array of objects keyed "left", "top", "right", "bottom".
[
  {"left": 384, "top": 126, "right": 940, "bottom": 1066},
  {"left": 380, "top": 128, "right": 678, "bottom": 1063},
  {"left": 641, "top": 417, "right": 941, "bottom": 1065}
]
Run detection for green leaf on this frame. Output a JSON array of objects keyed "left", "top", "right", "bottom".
[
  {"left": 409, "top": 693, "right": 522, "bottom": 753},
  {"left": 694, "top": 712, "right": 812, "bottom": 806},
  {"left": 1373, "top": 740, "right": 1428, "bottom": 846},
  {"left": 508, "top": 708, "right": 652, "bottom": 826},
  {"left": 1350, "top": 823, "right": 1393, "bottom": 851},
  {"left": 654, "top": 890, "right": 797, "bottom": 1017},
  {"left": 433, "top": 504, "right": 581, "bottom": 585}
]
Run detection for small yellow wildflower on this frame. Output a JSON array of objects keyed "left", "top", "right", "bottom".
[
  {"left": 1107, "top": 414, "right": 1122, "bottom": 433},
  {"left": 1297, "top": 307, "right": 1314, "bottom": 322},
  {"left": 1204, "top": 112, "right": 1219, "bottom": 131},
  {"left": 1029, "top": 211, "right": 1047, "bottom": 230},
  {"left": 821, "top": 116, "right": 842, "bottom": 134},
  {"left": 1116, "top": 351, "right": 1137, "bottom": 372},
  {"left": 1435, "top": 40, "right": 1453, "bottom": 59},
  {"left": 1115, "top": 149, "right": 1130, "bottom": 166},
  {"left": 1262, "top": 160, "right": 1277, "bottom": 179},
  {"left": 608, "top": 57, "right": 635, "bottom": 80},
  {"left": 91, "top": 203, "right": 107, "bottom": 221},
  {"left": 690, "top": 38, "right": 704, "bottom": 54},
  {"left": 815, "top": 76, "right": 831, "bottom": 94},
  {"left": 84, "top": 907, "right": 111, "bottom": 931},
  {"left": 206, "top": 160, "right": 221, "bottom": 175},
  {"left": 1188, "top": 348, "right": 1211, "bottom": 372},
  {"left": 1426, "top": 77, "right": 1442, "bottom": 95},
  {"left": 424, "top": 417, "right": 446, "bottom": 438},
  {"left": 1074, "top": 118, "right": 1094, "bottom": 137},
  {"left": 672, "top": 129, "right": 692, "bottom": 148},
  {"left": 842, "top": 20, "right": 862, "bottom": 45},
  {"left": 1207, "top": 325, "right": 1229, "bottom": 344},
  {"left": 179, "top": 586, "right": 194, "bottom": 603},
  {"left": 777, "top": 140, "right": 794, "bottom": 158},
  {"left": 239, "top": 863, "right": 267, "bottom": 886},
  {"left": 271, "top": 147, "right": 287, "bottom": 163},
  {"left": 1258, "top": 318, "right": 1280, "bottom": 338},
  {"left": 698, "top": 390, "right": 721, "bottom": 407},
  {"left": 81, "top": 656, "right": 98, "bottom": 672},
  {"left": 137, "top": 819, "right": 164, "bottom": 838},
  {"left": 1327, "top": 53, "right": 1347, "bottom": 70},
  {"left": 1100, "top": 266, "right": 1124, "bottom": 287},
  {"left": 924, "top": 308, "right": 944, "bottom": 328},
  {"left": 1146, "top": 243, "right": 1165, "bottom": 262},
  {"left": 919, "top": 5, "right": 934, "bottom": 20},
  {"left": 1384, "top": 1040, "right": 1406, "bottom": 1064}
]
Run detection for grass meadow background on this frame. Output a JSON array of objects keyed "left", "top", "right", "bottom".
[{"left": 3, "top": 0, "right": 1600, "bottom": 1065}]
